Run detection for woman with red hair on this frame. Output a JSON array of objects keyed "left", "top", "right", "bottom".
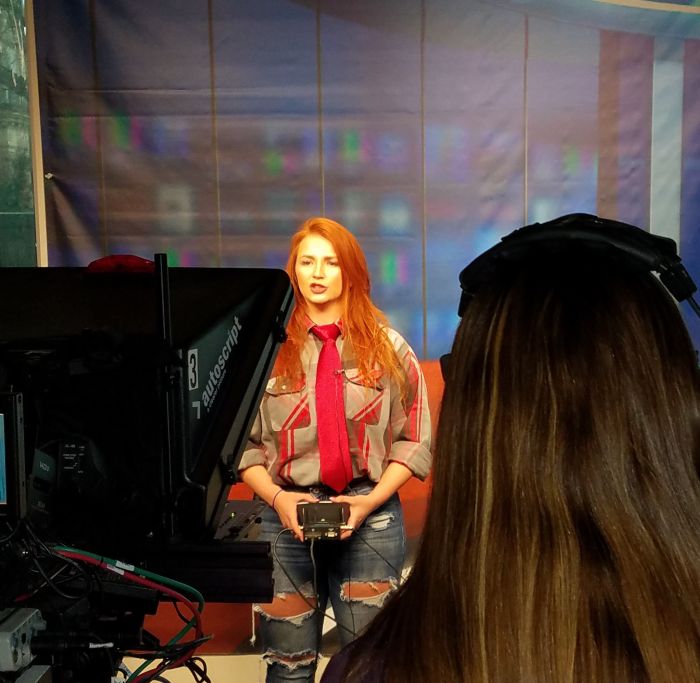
[{"left": 238, "top": 217, "right": 432, "bottom": 683}]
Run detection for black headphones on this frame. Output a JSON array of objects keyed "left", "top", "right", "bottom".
[
  {"left": 458, "top": 212, "right": 698, "bottom": 316},
  {"left": 441, "top": 213, "right": 700, "bottom": 378}
]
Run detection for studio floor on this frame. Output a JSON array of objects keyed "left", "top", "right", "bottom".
[
  {"left": 123, "top": 654, "right": 330, "bottom": 682},
  {"left": 123, "top": 607, "right": 339, "bottom": 682}
]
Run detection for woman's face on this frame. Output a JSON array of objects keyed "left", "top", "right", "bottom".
[{"left": 294, "top": 234, "right": 343, "bottom": 322}]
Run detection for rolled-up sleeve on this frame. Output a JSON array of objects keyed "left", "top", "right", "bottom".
[
  {"left": 236, "top": 331, "right": 432, "bottom": 486},
  {"left": 386, "top": 336, "right": 432, "bottom": 480}
]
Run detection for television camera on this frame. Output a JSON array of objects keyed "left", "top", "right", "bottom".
[{"left": 0, "top": 255, "right": 293, "bottom": 682}]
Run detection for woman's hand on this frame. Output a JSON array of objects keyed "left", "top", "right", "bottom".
[
  {"left": 330, "top": 494, "right": 377, "bottom": 541},
  {"left": 273, "top": 490, "right": 318, "bottom": 541},
  {"left": 330, "top": 463, "right": 414, "bottom": 540}
]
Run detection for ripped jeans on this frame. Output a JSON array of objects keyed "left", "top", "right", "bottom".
[{"left": 254, "top": 479, "right": 405, "bottom": 682}]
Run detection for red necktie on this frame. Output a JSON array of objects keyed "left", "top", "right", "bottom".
[{"left": 311, "top": 324, "right": 353, "bottom": 492}]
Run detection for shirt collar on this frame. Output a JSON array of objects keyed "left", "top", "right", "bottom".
[{"left": 305, "top": 315, "right": 344, "bottom": 336}]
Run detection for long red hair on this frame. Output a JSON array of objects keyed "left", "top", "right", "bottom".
[{"left": 274, "top": 217, "right": 404, "bottom": 389}]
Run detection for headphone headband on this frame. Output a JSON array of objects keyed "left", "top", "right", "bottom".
[{"left": 457, "top": 213, "right": 697, "bottom": 317}]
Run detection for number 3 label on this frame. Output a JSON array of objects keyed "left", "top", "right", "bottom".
[{"left": 188, "top": 349, "right": 199, "bottom": 390}]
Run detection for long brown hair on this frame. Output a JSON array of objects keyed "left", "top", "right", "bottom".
[
  {"left": 342, "top": 253, "right": 700, "bottom": 682},
  {"left": 274, "top": 216, "right": 404, "bottom": 388}
]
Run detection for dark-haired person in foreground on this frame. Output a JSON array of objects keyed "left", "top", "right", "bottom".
[{"left": 322, "top": 233, "right": 700, "bottom": 682}]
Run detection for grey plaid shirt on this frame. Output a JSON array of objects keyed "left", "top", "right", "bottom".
[{"left": 238, "top": 326, "right": 432, "bottom": 487}]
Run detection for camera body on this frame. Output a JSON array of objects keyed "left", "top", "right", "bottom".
[{"left": 297, "top": 501, "right": 351, "bottom": 540}]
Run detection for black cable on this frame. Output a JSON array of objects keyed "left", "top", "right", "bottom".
[
  {"left": 310, "top": 537, "right": 319, "bottom": 616},
  {"left": 271, "top": 529, "right": 322, "bottom": 615},
  {"left": 127, "top": 643, "right": 206, "bottom": 683},
  {"left": 48, "top": 553, "right": 93, "bottom": 598},
  {"left": 0, "top": 520, "right": 20, "bottom": 544},
  {"left": 352, "top": 530, "right": 400, "bottom": 576},
  {"left": 115, "top": 662, "right": 132, "bottom": 680},
  {"left": 265, "top": 518, "right": 403, "bottom": 681},
  {"left": 184, "top": 656, "right": 211, "bottom": 683},
  {"left": 142, "top": 654, "right": 209, "bottom": 683},
  {"left": 122, "top": 635, "right": 212, "bottom": 668},
  {"left": 347, "top": 540, "right": 356, "bottom": 639},
  {"left": 331, "top": 524, "right": 401, "bottom": 639},
  {"left": 271, "top": 528, "right": 355, "bottom": 637},
  {"left": 28, "top": 550, "right": 89, "bottom": 601},
  {"left": 271, "top": 524, "right": 400, "bottom": 640},
  {"left": 123, "top": 636, "right": 212, "bottom": 661},
  {"left": 23, "top": 522, "right": 93, "bottom": 600},
  {"left": 18, "top": 536, "right": 83, "bottom": 600},
  {"left": 171, "top": 597, "right": 193, "bottom": 627},
  {"left": 688, "top": 295, "right": 700, "bottom": 318},
  {"left": 309, "top": 539, "right": 321, "bottom": 672}
]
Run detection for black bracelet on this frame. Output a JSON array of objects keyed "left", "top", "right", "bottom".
[{"left": 271, "top": 488, "right": 284, "bottom": 511}]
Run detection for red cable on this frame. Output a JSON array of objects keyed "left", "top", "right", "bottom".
[{"left": 54, "top": 550, "right": 204, "bottom": 638}]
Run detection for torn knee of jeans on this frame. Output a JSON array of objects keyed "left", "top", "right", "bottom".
[
  {"left": 340, "top": 578, "right": 398, "bottom": 608},
  {"left": 254, "top": 585, "right": 317, "bottom": 625},
  {"left": 264, "top": 648, "right": 317, "bottom": 671},
  {"left": 367, "top": 511, "right": 395, "bottom": 531}
]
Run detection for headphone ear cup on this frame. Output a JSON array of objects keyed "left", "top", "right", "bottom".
[
  {"left": 659, "top": 264, "right": 697, "bottom": 302},
  {"left": 439, "top": 353, "right": 451, "bottom": 382}
]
